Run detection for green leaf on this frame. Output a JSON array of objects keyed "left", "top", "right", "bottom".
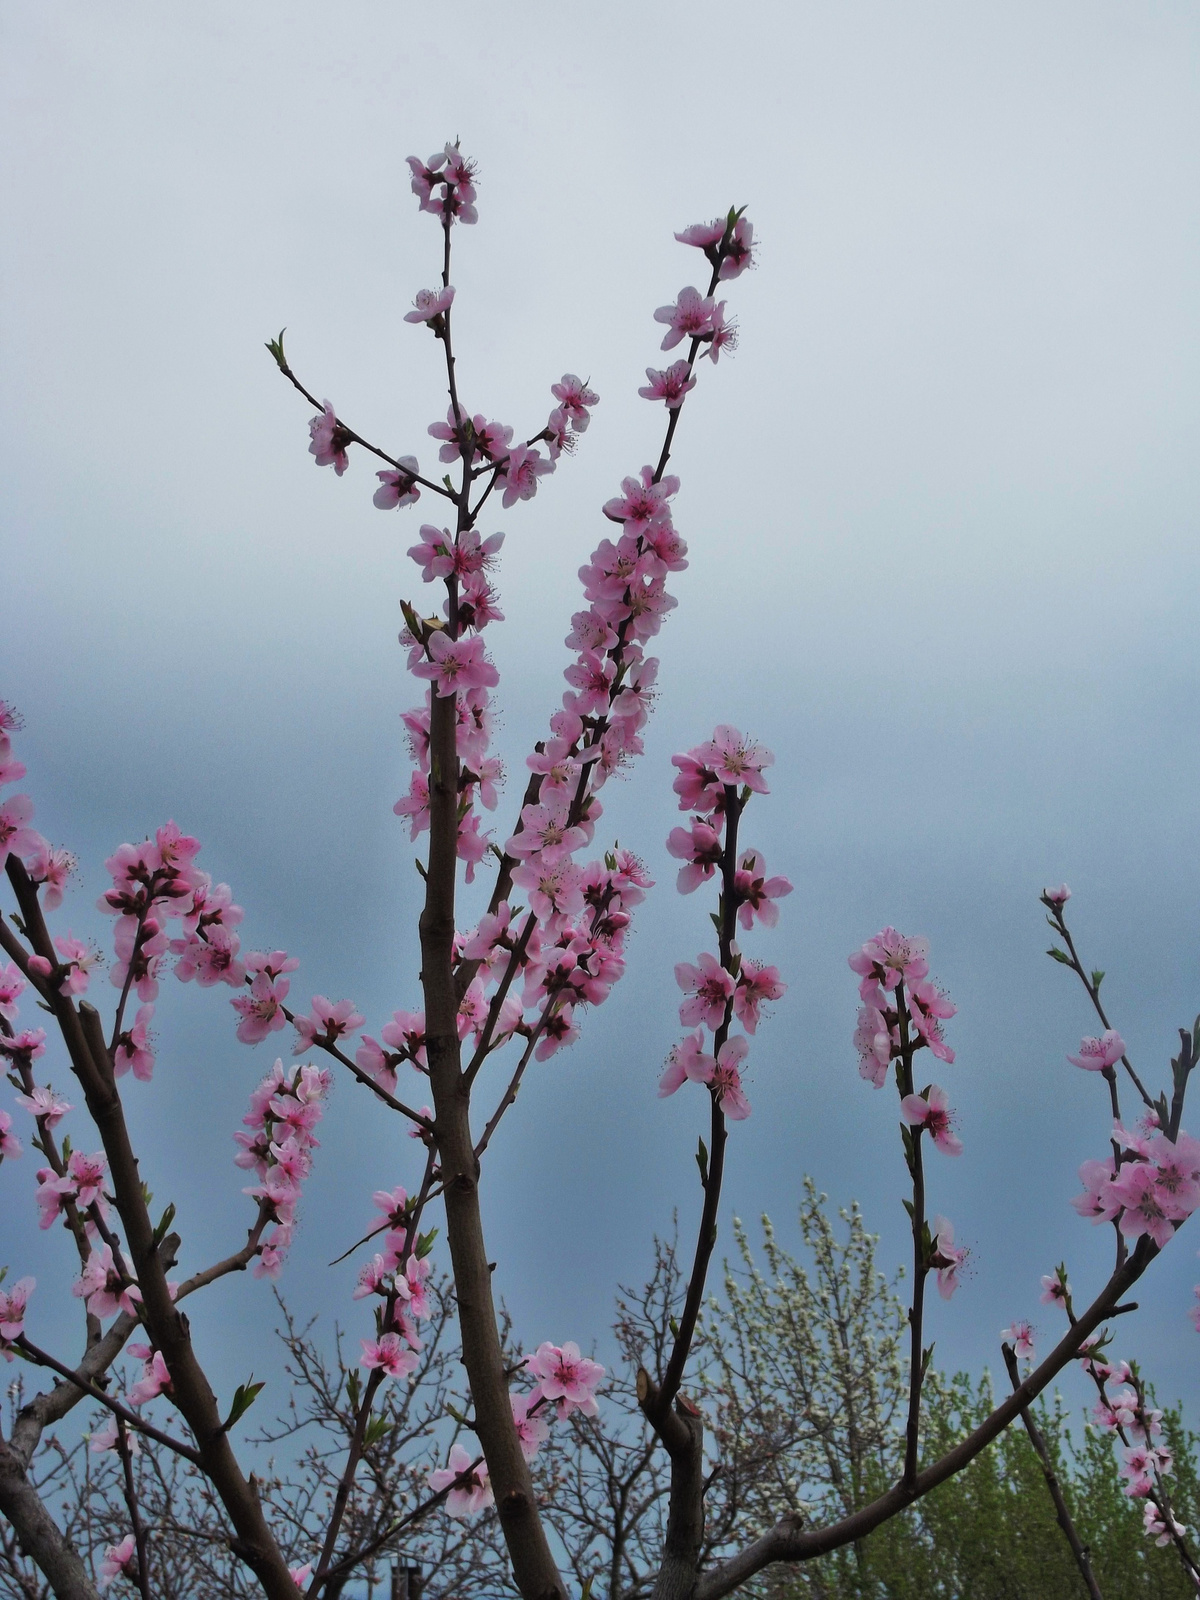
[
  {"left": 669, "top": 1315, "right": 680, "bottom": 1338},
  {"left": 363, "top": 1413, "right": 392, "bottom": 1448},
  {"left": 901, "top": 1197, "right": 915, "bottom": 1221},
  {"left": 1046, "top": 947, "right": 1072, "bottom": 965},
  {"left": 416, "top": 1228, "right": 438, "bottom": 1259},
  {"left": 346, "top": 1370, "right": 361, "bottom": 1411},
  {"left": 264, "top": 328, "right": 288, "bottom": 370},
  {"left": 1090, "top": 970, "right": 1105, "bottom": 990},
  {"left": 223, "top": 1378, "right": 265, "bottom": 1433},
  {"left": 695, "top": 1137, "right": 709, "bottom": 1187},
  {"left": 152, "top": 1202, "right": 176, "bottom": 1246}
]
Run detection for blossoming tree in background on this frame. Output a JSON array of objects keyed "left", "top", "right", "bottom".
[{"left": 1, "top": 143, "right": 1199, "bottom": 1600}]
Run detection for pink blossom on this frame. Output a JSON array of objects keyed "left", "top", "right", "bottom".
[
  {"left": 848, "top": 928, "right": 930, "bottom": 993},
  {"left": 498, "top": 443, "right": 554, "bottom": 509},
  {"left": 99, "top": 1534, "right": 137, "bottom": 1588},
  {"left": 1148, "top": 1132, "right": 1200, "bottom": 1219},
  {"left": 73, "top": 1246, "right": 140, "bottom": 1320},
  {"left": 1040, "top": 1272, "right": 1069, "bottom": 1306},
  {"left": 550, "top": 374, "right": 599, "bottom": 431},
  {"left": 704, "top": 301, "right": 738, "bottom": 363},
  {"left": 526, "top": 1340, "right": 605, "bottom": 1419},
  {"left": 113, "top": 1004, "right": 155, "bottom": 1081},
  {"left": 411, "top": 632, "right": 499, "bottom": 699},
  {"left": 1002, "top": 1320, "right": 1035, "bottom": 1360},
  {"left": 1068, "top": 1030, "right": 1126, "bottom": 1072},
  {"left": 1043, "top": 883, "right": 1071, "bottom": 907},
  {"left": 512, "top": 1390, "right": 550, "bottom": 1461},
  {"left": 429, "top": 1444, "right": 492, "bottom": 1516},
  {"left": 26, "top": 843, "right": 76, "bottom": 910},
  {"left": 1107, "top": 1160, "right": 1176, "bottom": 1248},
  {"left": 1071, "top": 1156, "right": 1121, "bottom": 1223},
  {"left": 900, "top": 1085, "right": 963, "bottom": 1156},
  {"left": 0, "top": 961, "right": 24, "bottom": 1022},
  {"left": 0, "top": 1028, "right": 46, "bottom": 1066},
  {"left": 854, "top": 1005, "right": 893, "bottom": 1087},
  {"left": 666, "top": 818, "right": 724, "bottom": 894},
  {"left": 734, "top": 850, "right": 793, "bottom": 930},
  {"left": 308, "top": 401, "right": 350, "bottom": 474},
  {"left": 292, "top": 995, "right": 365, "bottom": 1053},
  {"left": 638, "top": 361, "right": 696, "bottom": 409},
  {"left": 289, "top": 1564, "right": 314, "bottom": 1592},
  {"left": 654, "top": 286, "right": 716, "bottom": 350},
  {"left": 393, "top": 770, "right": 430, "bottom": 838},
  {"left": 675, "top": 952, "right": 735, "bottom": 1031},
  {"left": 232, "top": 970, "right": 291, "bottom": 1044},
  {"left": 719, "top": 215, "right": 754, "bottom": 278},
  {"left": 127, "top": 1349, "right": 171, "bottom": 1406},
  {"left": 0, "top": 794, "right": 41, "bottom": 864},
  {"left": 733, "top": 960, "right": 785, "bottom": 1033},
  {"left": 374, "top": 457, "right": 421, "bottom": 510},
  {"left": 658, "top": 1030, "right": 716, "bottom": 1097},
  {"left": 698, "top": 725, "right": 774, "bottom": 793},
  {"left": 89, "top": 1415, "right": 137, "bottom": 1457},
  {"left": 381, "top": 1008, "right": 428, "bottom": 1068},
  {"left": 15, "top": 1085, "right": 73, "bottom": 1128},
  {"left": 173, "top": 924, "right": 246, "bottom": 987},
  {"left": 360, "top": 1331, "right": 418, "bottom": 1380},
  {"left": 511, "top": 858, "right": 585, "bottom": 921},
  {"left": 674, "top": 217, "right": 727, "bottom": 251},
  {"left": 0, "top": 1110, "right": 20, "bottom": 1160},
  {"left": 908, "top": 980, "right": 957, "bottom": 1064},
  {"left": 603, "top": 466, "right": 680, "bottom": 531},
  {"left": 0, "top": 1276, "right": 34, "bottom": 1348},
  {"left": 712, "top": 1035, "right": 751, "bottom": 1120},
  {"left": 505, "top": 803, "right": 587, "bottom": 865},
  {"left": 1144, "top": 1500, "right": 1185, "bottom": 1548},
  {"left": 404, "top": 285, "right": 455, "bottom": 323},
  {"left": 534, "top": 1004, "right": 580, "bottom": 1060},
  {"left": 930, "top": 1216, "right": 969, "bottom": 1299},
  {"left": 50, "top": 933, "right": 102, "bottom": 996}
]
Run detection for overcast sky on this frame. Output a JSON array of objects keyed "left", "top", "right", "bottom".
[{"left": 4, "top": 0, "right": 1200, "bottom": 1461}]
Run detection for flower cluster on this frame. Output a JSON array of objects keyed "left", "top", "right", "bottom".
[
  {"left": 34, "top": 1149, "right": 109, "bottom": 1231},
  {"left": 427, "top": 1339, "right": 604, "bottom": 1517},
  {"left": 1070, "top": 1123, "right": 1200, "bottom": 1247},
  {"left": 354, "top": 1184, "right": 435, "bottom": 1380},
  {"left": 406, "top": 141, "right": 478, "bottom": 227},
  {"left": 659, "top": 727, "right": 790, "bottom": 1122},
  {"left": 0, "top": 704, "right": 74, "bottom": 908},
  {"left": 234, "top": 1059, "right": 331, "bottom": 1277}
]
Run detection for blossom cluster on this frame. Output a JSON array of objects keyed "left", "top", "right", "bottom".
[
  {"left": 658, "top": 727, "right": 790, "bottom": 1122},
  {"left": 428, "top": 1340, "right": 604, "bottom": 1517},
  {"left": 1070, "top": 1118, "right": 1200, "bottom": 1248},
  {"left": 0, "top": 702, "right": 74, "bottom": 909},
  {"left": 355, "top": 1185, "right": 435, "bottom": 1380},
  {"left": 234, "top": 1058, "right": 331, "bottom": 1276}
]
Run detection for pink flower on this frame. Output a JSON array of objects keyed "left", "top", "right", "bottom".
[
  {"left": 734, "top": 960, "right": 785, "bottom": 1033},
  {"left": 26, "top": 843, "right": 76, "bottom": 910},
  {"left": 505, "top": 803, "right": 587, "bottom": 866},
  {"left": 698, "top": 725, "right": 774, "bottom": 793},
  {"left": 675, "top": 952, "right": 735, "bottom": 1031},
  {"left": 289, "top": 1565, "right": 314, "bottom": 1592},
  {"left": 360, "top": 1331, "right": 418, "bottom": 1380},
  {"left": 511, "top": 858, "right": 585, "bottom": 921},
  {"left": 704, "top": 301, "right": 738, "bottom": 363},
  {"left": 900, "top": 1085, "right": 963, "bottom": 1156},
  {"left": 127, "top": 1349, "right": 171, "bottom": 1406},
  {"left": 1040, "top": 1272, "right": 1069, "bottom": 1306},
  {"left": 930, "top": 1216, "right": 969, "bottom": 1299},
  {"left": 0, "top": 1276, "right": 34, "bottom": 1348},
  {"left": 404, "top": 285, "right": 455, "bottom": 323},
  {"left": 666, "top": 818, "right": 723, "bottom": 894},
  {"left": 498, "top": 443, "right": 554, "bottom": 509},
  {"left": 15, "top": 1085, "right": 73, "bottom": 1128},
  {"left": 1002, "top": 1320, "right": 1035, "bottom": 1360},
  {"left": 719, "top": 215, "right": 754, "bottom": 278},
  {"left": 393, "top": 771, "right": 430, "bottom": 838},
  {"left": 73, "top": 1246, "right": 139, "bottom": 1320},
  {"left": 733, "top": 850, "right": 793, "bottom": 930},
  {"left": 411, "top": 632, "right": 500, "bottom": 699},
  {"left": 308, "top": 401, "right": 351, "bottom": 474},
  {"left": 374, "top": 457, "right": 421, "bottom": 510},
  {"left": 526, "top": 1340, "right": 605, "bottom": 1419},
  {"left": 908, "top": 980, "right": 957, "bottom": 1064},
  {"left": 639, "top": 361, "right": 696, "bottom": 409},
  {"left": 1107, "top": 1160, "right": 1176, "bottom": 1248},
  {"left": 429, "top": 1444, "right": 492, "bottom": 1516},
  {"left": 1148, "top": 1132, "right": 1200, "bottom": 1220},
  {"left": 0, "top": 1028, "right": 46, "bottom": 1066},
  {"left": 0, "top": 794, "right": 42, "bottom": 864},
  {"left": 232, "top": 970, "right": 291, "bottom": 1044},
  {"left": 712, "top": 1035, "right": 751, "bottom": 1120},
  {"left": 551, "top": 373, "right": 599, "bottom": 431},
  {"left": 654, "top": 286, "right": 716, "bottom": 350},
  {"left": 1043, "top": 883, "right": 1071, "bottom": 907},
  {"left": 0, "top": 1110, "right": 21, "bottom": 1160},
  {"left": 1144, "top": 1500, "right": 1185, "bottom": 1547},
  {"left": 1070, "top": 1156, "right": 1121, "bottom": 1223},
  {"left": 603, "top": 466, "right": 680, "bottom": 531},
  {"left": 113, "top": 1004, "right": 155, "bottom": 1081},
  {"left": 292, "top": 995, "right": 365, "bottom": 1052},
  {"left": 848, "top": 928, "right": 929, "bottom": 993},
  {"left": 52, "top": 933, "right": 102, "bottom": 996},
  {"left": 99, "top": 1534, "right": 137, "bottom": 1588},
  {"left": 1068, "top": 1030, "right": 1125, "bottom": 1072},
  {"left": 658, "top": 1030, "right": 715, "bottom": 1097},
  {"left": 512, "top": 1390, "right": 550, "bottom": 1461},
  {"left": 0, "top": 961, "right": 25, "bottom": 1022},
  {"left": 854, "top": 1005, "right": 893, "bottom": 1087}
]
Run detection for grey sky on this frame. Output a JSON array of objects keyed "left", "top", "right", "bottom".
[{"left": 4, "top": 0, "right": 1200, "bottom": 1438}]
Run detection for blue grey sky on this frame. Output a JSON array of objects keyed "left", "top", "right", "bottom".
[{"left": 4, "top": 0, "right": 1200, "bottom": 1437}]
